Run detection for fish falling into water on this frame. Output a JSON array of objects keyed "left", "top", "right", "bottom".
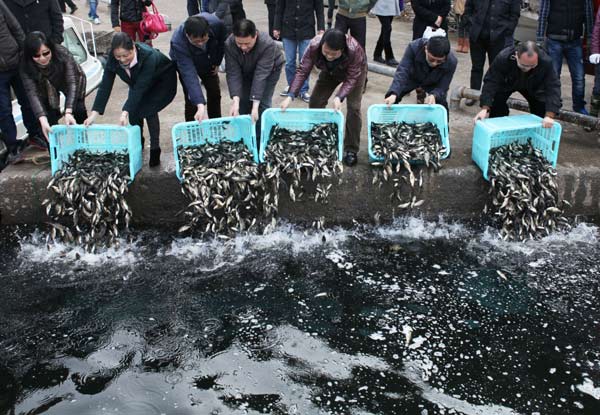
[
  {"left": 42, "top": 150, "right": 132, "bottom": 252},
  {"left": 370, "top": 121, "right": 446, "bottom": 209},
  {"left": 486, "top": 140, "right": 571, "bottom": 241},
  {"left": 178, "top": 141, "right": 267, "bottom": 236},
  {"left": 262, "top": 123, "right": 343, "bottom": 207}
]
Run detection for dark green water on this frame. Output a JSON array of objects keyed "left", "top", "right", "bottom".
[{"left": 1, "top": 218, "right": 600, "bottom": 415}]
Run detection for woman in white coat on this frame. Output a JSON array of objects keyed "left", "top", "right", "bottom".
[{"left": 372, "top": 0, "right": 402, "bottom": 66}]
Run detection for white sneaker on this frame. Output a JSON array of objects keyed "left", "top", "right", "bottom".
[{"left": 93, "top": 17, "right": 101, "bottom": 24}]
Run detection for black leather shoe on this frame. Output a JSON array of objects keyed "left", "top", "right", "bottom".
[
  {"left": 385, "top": 58, "right": 399, "bottom": 67},
  {"left": 373, "top": 56, "right": 385, "bottom": 64},
  {"left": 149, "top": 148, "right": 161, "bottom": 167},
  {"left": 465, "top": 98, "right": 476, "bottom": 107},
  {"left": 343, "top": 151, "right": 357, "bottom": 167}
]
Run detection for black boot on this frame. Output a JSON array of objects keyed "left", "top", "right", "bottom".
[
  {"left": 374, "top": 40, "right": 384, "bottom": 64},
  {"left": 384, "top": 45, "right": 398, "bottom": 67},
  {"left": 149, "top": 148, "right": 161, "bottom": 167}
]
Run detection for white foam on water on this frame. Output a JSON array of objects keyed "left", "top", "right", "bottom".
[
  {"left": 376, "top": 216, "right": 471, "bottom": 241},
  {"left": 18, "top": 231, "right": 141, "bottom": 267},
  {"left": 576, "top": 378, "right": 600, "bottom": 400}
]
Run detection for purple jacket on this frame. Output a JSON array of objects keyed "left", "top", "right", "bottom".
[{"left": 289, "top": 34, "right": 366, "bottom": 101}]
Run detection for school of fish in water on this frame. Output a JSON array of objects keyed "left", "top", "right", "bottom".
[
  {"left": 486, "top": 140, "right": 571, "bottom": 241},
  {"left": 370, "top": 121, "right": 446, "bottom": 210},
  {"left": 42, "top": 150, "right": 132, "bottom": 252}
]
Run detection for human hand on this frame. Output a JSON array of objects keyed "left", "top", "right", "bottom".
[
  {"left": 384, "top": 94, "right": 397, "bottom": 107},
  {"left": 195, "top": 104, "right": 206, "bottom": 122},
  {"left": 119, "top": 111, "right": 129, "bottom": 126},
  {"left": 83, "top": 111, "right": 98, "bottom": 126},
  {"left": 590, "top": 54, "right": 600, "bottom": 64},
  {"left": 273, "top": 30, "right": 280, "bottom": 40},
  {"left": 114, "top": 26, "right": 121, "bottom": 32},
  {"left": 317, "top": 30, "right": 324, "bottom": 36},
  {"left": 332, "top": 97, "right": 342, "bottom": 112},
  {"left": 251, "top": 106, "right": 259, "bottom": 123},
  {"left": 280, "top": 96, "right": 292, "bottom": 111},
  {"left": 542, "top": 116, "right": 554, "bottom": 128},
  {"left": 64, "top": 113, "right": 77, "bottom": 126},
  {"left": 474, "top": 109, "right": 489, "bottom": 123},
  {"left": 435, "top": 16, "right": 443, "bottom": 27},
  {"left": 39, "top": 116, "right": 52, "bottom": 139},
  {"left": 229, "top": 98, "right": 240, "bottom": 117},
  {"left": 424, "top": 94, "right": 436, "bottom": 105}
]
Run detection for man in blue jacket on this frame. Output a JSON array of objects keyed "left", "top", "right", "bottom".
[
  {"left": 384, "top": 35, "right": 457, "bottom": 111},
  {"left": 170, "top": 14, "right": 226, "bottom": 122}
]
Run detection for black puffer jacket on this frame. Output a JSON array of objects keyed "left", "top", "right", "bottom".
[
  {"left": 411, "top": 0, "right": 451, "bottom": 39},
  {"left": 111, "top": 0, "right": 152, "bottom": 27},
  {"left": 21, "top": 45, "right": 86, "bottom": 118},
  {"left": 273, "top": 0, "right": 325, "bottom": 40},
  {"left": 4, "top": 0, "right": 63, "bottom": 44},
  {"left": 0, "top": 0, "right": 24, "bottom": 72}
]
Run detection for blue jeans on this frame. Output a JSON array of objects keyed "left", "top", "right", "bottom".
[
  {"left": 0, "top": 69, "right": 39, "bottom": 146},
  {"left": 282, "top": 38, "right": 310, "bottom": 95},
  {"left": 88, "top": 0, "right": 98, "bottom": 18},
  {"left": 546, "top": 38, "right": 586, "bottom": 111}
]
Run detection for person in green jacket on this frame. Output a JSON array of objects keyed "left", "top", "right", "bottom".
[{"left": 84, "top": 33, "right": 177, "bottom": 167}]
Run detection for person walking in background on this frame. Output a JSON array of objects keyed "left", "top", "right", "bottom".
[
  {"left": 265, "top": 0, "right": 277, "bottom": 40},
  {"left": 111, "top": 0, "right": 153, "bottom": 42},
  {"left": 536, "top": 0, "right": 594, "bottom": 115},
  {"left": 84, "top": 33, "right": 177, "bottom": 167},
  {"left": 189, "top": 0, "right": 232, "bottom": 34},
  {"left": 326, "top": 0, "right": 336, "bottom": 29},
  {"left": 464, "top": 0, "right": 520, "bottom": 106},
  {"left": 58, "top": 0, "right": 77, "bottom": 14},
  {"left": 280, "top": 29, "right": 367, "bottom": 167},
  {"left": 372, "top": 0, "right": 402, "bottom": 66},
  {"left": 21, "top": 32, "right": 87, "bottom": 141},
  {"left": 384, "top": 35, "right": 457, "bottom": 111},
  {"left": 453, "top": 0, "right": 468, "bottom": 53},
  {"left": 88, "top": 0, "right": 101, "bottom": 24},
  {"left": 170, "top": 14, "right": 226, "bottom": 122},
  {"left": 589, "top": 5, "right": 600, "bottom": 116},
  {"left": 474, "top": 41, "right": 561, "bottom": 129},
  {"left": 334, "top": 0, "right": 376, "bottom": 49},
  {"left": 410, "top": 0, "right": 450, "bottom": 40},
  {"left": 5, "top": 0, "right": 64, "bottom": 43},
  {"left": 273, "top": 0, "right": 324, "bottom": 102},
  {"left": 225, "top": 19, "right": 284, "bottom": 138}
]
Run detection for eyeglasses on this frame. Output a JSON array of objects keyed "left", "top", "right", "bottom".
[{"left": 33, "top": 50, "right": 51, "bottom": 59}]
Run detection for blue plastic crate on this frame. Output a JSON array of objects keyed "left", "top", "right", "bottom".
[
  {"left": 367, "top": 104, "right": 450, "bottom": 163},
  {"left": 172, "top": 116, "right": 258, "bottom": 182},
  {"left": 471, "top": 114, "right": 562, "bottom": 181},
  {"left": 49, "top": 124, "right": 142, "bottom": 182},
  {"left": 259, "top": 108, "right": 344, "bottom": 163}
]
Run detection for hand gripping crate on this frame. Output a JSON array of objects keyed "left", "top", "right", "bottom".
[
  {"left": 171, "top": 115, "right": 258, "bottom": 182},
  {"left": 367, "top": 104, "right": 451, "bottom": 163},
  {"left": 49, "top": 124, "right": 143, "bottom": 182},
  {"left": 471, "top": 114, "right": 562, "bottom": 181},
  {"left": 259, "top": 108, "right": 344, "bottom": 163}
]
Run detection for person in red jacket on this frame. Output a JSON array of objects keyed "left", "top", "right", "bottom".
[{"left": 280, "top": 29, "right": 367, "bottom": 167}]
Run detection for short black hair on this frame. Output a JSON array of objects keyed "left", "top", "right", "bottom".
[
  {"left": 22, "top": 31, "right": 60, "bottom": 77},
  {"left": 111, "top": 32, "right": 134, "bottom": 51},
  {"left": 321, "top": 29, "right": 346, "bottom": 51},
  {"left": 427, "top": 36, "right": 450, "bottom": 58},
  {"left": 233, "top": 19, "right": 256, "bottom": 38},
  {"left": 516, "top": 40, "right": 539, "bottom": 58},
  {"left": 184, "top": 15, "right": 209, "bottom": 38}
]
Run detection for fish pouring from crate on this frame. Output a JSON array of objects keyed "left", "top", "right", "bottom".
[
  {"left": 43, "top": 150, "right": 132, "bottom": 251},
  {"left": 177, "top": 141, "right": 268, "bottom": 236},
  {"left": 485, "top": 140, "right": 571, "bottom": 241},
  {"left": 262, "top": 123, "right": 343, "bottom": 211},
  {"left": 370, "top": 121, "right": 446, "bottom": 210}
]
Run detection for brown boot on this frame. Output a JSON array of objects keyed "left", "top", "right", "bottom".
[{"left": 462, "top": 38, "right": 470, "bottom": 53}]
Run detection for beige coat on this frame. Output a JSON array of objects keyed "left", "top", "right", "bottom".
[{"left": 453, "top": 0, "right": 466, "bottom": 15}]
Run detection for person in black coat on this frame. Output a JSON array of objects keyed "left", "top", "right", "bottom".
[
  {"left": 474, "top": 41, "right": 561, "bottom": 129},
  {"left": 384, "top": 36, "right": 457, "bottom": 110},
  {"left": 4, "top": 0, "right": 63, "bottom": 44},
  {"left": 464, "top": 0, "right": 520, "bottom": 106},
  {"left": 410, "top": 0, "right": 450, "bottom": 40},
  {"left": 84, "top": 33, "right": 177, "bottom": 167}
]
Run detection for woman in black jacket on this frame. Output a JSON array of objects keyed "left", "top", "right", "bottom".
[
  {"left": 84, "top": 33, "right": 177, "bottom": 167},
  {"left": 20, "top": 31, "right": 87, "bottom": 141},
  {"left": 411, "top": 0, "right": 451, "bottom": 40}
]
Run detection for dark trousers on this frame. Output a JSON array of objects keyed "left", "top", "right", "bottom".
[
  {"left": 180, "top": 70, "right": 222, "bottom": 121},
  {"left": 375, "top": 15, "right": 394, "bottom": 59},
  {"left": 470, "top": 34, "right": 509, "bottom": 90},
  {"left": 489, "top": 89, "right": 546, "bottom": 118},
  {"left": 594, "top": 64, "right": 600, "bottom": 96},
  {"left": 0, "top": 69, "right": 40, "bottom": 146},
  {"left": 47, "top": 99, "right": 87, "bottom": 126},
  {"left": 231, "top": 4, "right": 246, "bottom": 27},
  {"left": 239, "top": 68, "right": 281, "bottom": 143},
  {"left": 309, "top": 67, "right": 367, "bottom": 153},
  {"left": 58, "top": 0, "right": 76, "bottom": 12},
  {"left": 130, "top": 113, "right": 161, "bottom": 150},
  {"left": 335, "top": 14, "right": 366, "bottom": 49},
  {"left": 327, "top": 0, "right": 336, "bottom": 21},
  {"left": 266, "top": 2, "right": 277, "bottom": 39}
]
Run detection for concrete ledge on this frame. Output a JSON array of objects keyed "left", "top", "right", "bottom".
[{"left": 2, "top": 148, "right": 600, "bottom": 226}]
